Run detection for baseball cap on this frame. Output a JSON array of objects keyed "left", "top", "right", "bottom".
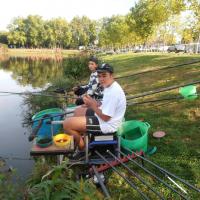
[{"left": 97, "top": 63, "right": 114, "bottom": 73}]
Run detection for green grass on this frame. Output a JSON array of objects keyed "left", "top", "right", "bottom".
[
  {"left": 100, "top": 52, "right": 200, "bottom": 199},
  {"left": 12, "top": 52, "right": 199, "bottom": 199}
]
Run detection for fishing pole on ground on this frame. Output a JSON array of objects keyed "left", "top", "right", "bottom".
[
  {"left": 115, "top": 59, "right": 200, "bottom": 80},
  {"left": 91, "top": 166, "right": 111, "bottom": 198},
  {"left": 121, "top": 147, "right": 200, "bottom": 194},
  {"left": 116, "top": 150, "right": 189, "bottom": 199},
  {"left": 106, "top": 150, "right": 165, "bottom": 199},
  {"left": 127, "top": 96, "right": 183, "bottom": 106},
  {"left": 126, "top": 80, "right": 200, "bottom": 101},
  {"left": 95, "top": 150, "right": 150, "bottom": 200}
]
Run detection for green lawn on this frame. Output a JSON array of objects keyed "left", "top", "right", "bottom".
[{"left": 100, "top": 52, "right": 200, "bottom": 199}]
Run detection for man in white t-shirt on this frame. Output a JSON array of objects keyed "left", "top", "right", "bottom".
[{"left": 63, "top": 63, "right": 126, "bottom": 150}]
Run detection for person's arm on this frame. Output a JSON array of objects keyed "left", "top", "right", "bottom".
[
  {"left": 83, "top": 95, "right": 111, "bottom": 121},
  {"left": 91, "top": 105, "right": 111, "bottom": 121},
  {"left": 87, "top": 75, "right": 99, "bottom": 96}
]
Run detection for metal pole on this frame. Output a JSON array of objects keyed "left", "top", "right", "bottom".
[
  {"left": 115, "top": 59, "right": 200, "bottom": 80},
  {"left": 126, "top": 80, "right": 200, "bottom": 100},
  {"left": 118, "top": 150, "right": 188, "bottom": 200},
  {"left": 122, "top": 147, "right": 200, "bottom": 193},
  {"left": 107, "top": 150, "right": 165, "bottom": 200},
  {"left": 127, "top": 96, "right": 183, "bottom": 106},
  {"left": 95, "top": 150, "right": 150, "bottom": 200},
  {"left": 92, "top": 166, "right": 111, "bottom": 198},
  {"left": 166, "top": 175, "right": 187, "bottom": 194}
]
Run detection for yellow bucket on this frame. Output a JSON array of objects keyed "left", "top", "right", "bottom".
[{"left": 53, "top": 133, "right": 71, "bottom": 147}]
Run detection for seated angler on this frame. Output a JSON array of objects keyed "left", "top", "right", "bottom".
[
  {"left": 73, "top": 56, "right": 103, "bottom": 106},
  {"left": 63, "top": 63, "right": 126, "bottom": 151}
]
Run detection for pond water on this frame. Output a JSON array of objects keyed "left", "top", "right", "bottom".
[
  {"left": 0, "top": 69, "right": 35, "bottom": 180},
  {"left": 0, "top": 55, "right": 87, "bottom": 181}
]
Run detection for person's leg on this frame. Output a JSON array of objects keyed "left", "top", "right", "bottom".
[
  {"left": 74, "top": 106, "right": 88, "bottom": 117},
  {"left": 63, "top": 117, "right": 87, "bottom": 150}
]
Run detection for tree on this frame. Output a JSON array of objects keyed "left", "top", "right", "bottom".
[
  {"left": 44, "top": 18, "right": 72, "bottom": 48},
  {"left": 70, "top": 16, "right": 97, "bottom": 48},
  {"left": 128, "top": 0, "right": 186, "bottom": 43},
  {"left": 7, "top": 17, "right": 27, "bottom": 47},
  {"left": 189, "top": 0, "right": 200, "bottom": 41},
  {"left": 23, "top": 15, "right": 45, "bottom": 48},
  {"left": 98, "top": 15, "right": 136, "bottom": 48},
  {"left": 0, "top": 31, "right": 8, "bottom": 44}
]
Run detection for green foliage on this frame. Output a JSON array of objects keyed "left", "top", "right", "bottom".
[
  {"left": 70, "top": 16, "right": 97, "bottom": 48},
  {"left": 0, "top": 32, "right": 8, "bottom": 44},
  {"left": 26, "top": 160, "right": 103, "bottom": 200},
  {"left": 44, "top": 18, "right": 72, "bottom": 48},
  {"left": 6, "top": 15, "right": 96, "bottom": 49},
  {"left": 63, "top": 54, "right": 90, "bottom": 80},
  {"left": 98, "top": 15, "right": 136, "bottom": 47},
  {"left": 4, "top": 1, "right": 200, "bottom": 48},
  {"left": 0, "top": 172, "right": 21, "bottom": 200},
  {"left": 128, "top": 0, "right": 186, "bottom": 42}
]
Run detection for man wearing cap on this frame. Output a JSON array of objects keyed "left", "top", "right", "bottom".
[
  {"left": 73, "top": 56, "right": 103, "bottom": 105},
  {"left": 63, "top": 63, "right": 126, "bottom": 151}
]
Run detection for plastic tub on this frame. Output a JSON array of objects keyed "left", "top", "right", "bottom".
[
  {"left": 53, "top": 133, "right": 71, "bottom": 147},
  {"left": 117, "top": 120, "right": 150, "bottom": 153},
  {"left": 179, "top": 85, "right": 197, "bottom": 100},
  {"left": 32, "top": 108, "right": 64, "bottom": 138},
  {"left": 36, "top": 135, "right": 53, "bottom": 148}
]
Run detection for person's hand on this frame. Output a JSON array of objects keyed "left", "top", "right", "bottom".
[
  {"left": 83, "top": 95, "right": 98, "bottom": 109},
  {"left": 73, "top": 86, "right": 79, "bottom": 92},
  {"left": 97, "top": 101, "right": 102, "bottom": 107}
]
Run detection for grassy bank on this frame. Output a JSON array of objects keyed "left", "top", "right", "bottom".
[
  {"left": 1, "top": 52, "right": 199, "bottom": 199},
  {"left": 101, "top": 52, "right": 200, "bottom": 199}
]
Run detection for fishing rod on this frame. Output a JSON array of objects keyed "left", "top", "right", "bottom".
[
  {"left": 0, "top": 91, "right": 76, "bottom": 99},
  {"left": 121, "top": 147, "right": 200, "bottom": 193},
  {"left": 115, "top": 59, "right": 200, "bottom": 80},
  {"left": 127, "top": 93, "right": 199, "bottom": 106},
  {"left": 106, "top": 150, "right": 165, "bottom": 199},
  {"left": 91, "top": 166, "right": 111, "bottom": 198},
  {"left": 117, "top": 150, "right": 188, "bottom": 199},
  {"left": 126, "top": 80, "right": 200, "bottom": 100},
  {"left": 0, "top": 155, "right": 33, "bottom": 161},
  {"left": 127, "top": 96, "right": 183, "bottom": 106},
  {"left": 95, "top": 150, "right": 150, "bottom": 200}
]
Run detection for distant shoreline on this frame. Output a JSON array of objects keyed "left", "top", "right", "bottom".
[{"left": 6, "top": 48, "right": 80, "bottom": 55}]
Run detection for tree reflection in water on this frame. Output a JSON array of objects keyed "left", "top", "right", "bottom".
[{"left": 0, "top": 53, "right": 92, "bottom": 127}]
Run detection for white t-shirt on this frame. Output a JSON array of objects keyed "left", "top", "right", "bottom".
[{"left": 95, "top": 81, "right": 126, "bottom": 133}]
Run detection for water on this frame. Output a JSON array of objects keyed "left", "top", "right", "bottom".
[
  {"left": 0, "top": 70, "right": 35, "bottom": 180},
  {"left": 0, "top": 56, "right": 67, "bottom": 181},
  {"left": 0, "top": 55, "right": 89, "bottom": 183}
]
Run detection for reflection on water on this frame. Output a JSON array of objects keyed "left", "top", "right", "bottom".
[
  {"left": 0, "top": 54, "right": 89, "bottom": 181},
  {"left": 0, "top": 69, "right": 35, "bottom": 180},
  {"left": 0, "top": 56, "right": 63, "bottom": 88}
]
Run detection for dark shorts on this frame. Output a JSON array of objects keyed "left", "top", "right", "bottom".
[
  {"left": 85, "top": 108, "right": 101, "bottom": 133},
  {"left": 85, "top": 108, "right": 95, "bottom": 116}
]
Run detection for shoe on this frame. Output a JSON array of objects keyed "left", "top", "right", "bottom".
[{"left": 71, "top": 148, "right": 85, "bottom": 160}]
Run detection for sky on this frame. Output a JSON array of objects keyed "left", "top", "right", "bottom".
[{"left": 0, "top": 0, "right": 136, "bottom": 31}]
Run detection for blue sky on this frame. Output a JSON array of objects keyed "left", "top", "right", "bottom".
[{"left": 0, "top": 0, "right": 136, "bottom": 31}]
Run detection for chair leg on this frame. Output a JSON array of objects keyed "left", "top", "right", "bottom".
[
  {"left": 85, "top": 135, "right": 89, "bottom": 163},
  {"left": 117, "top": 136, "right": 121, "bottom": 158}
]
